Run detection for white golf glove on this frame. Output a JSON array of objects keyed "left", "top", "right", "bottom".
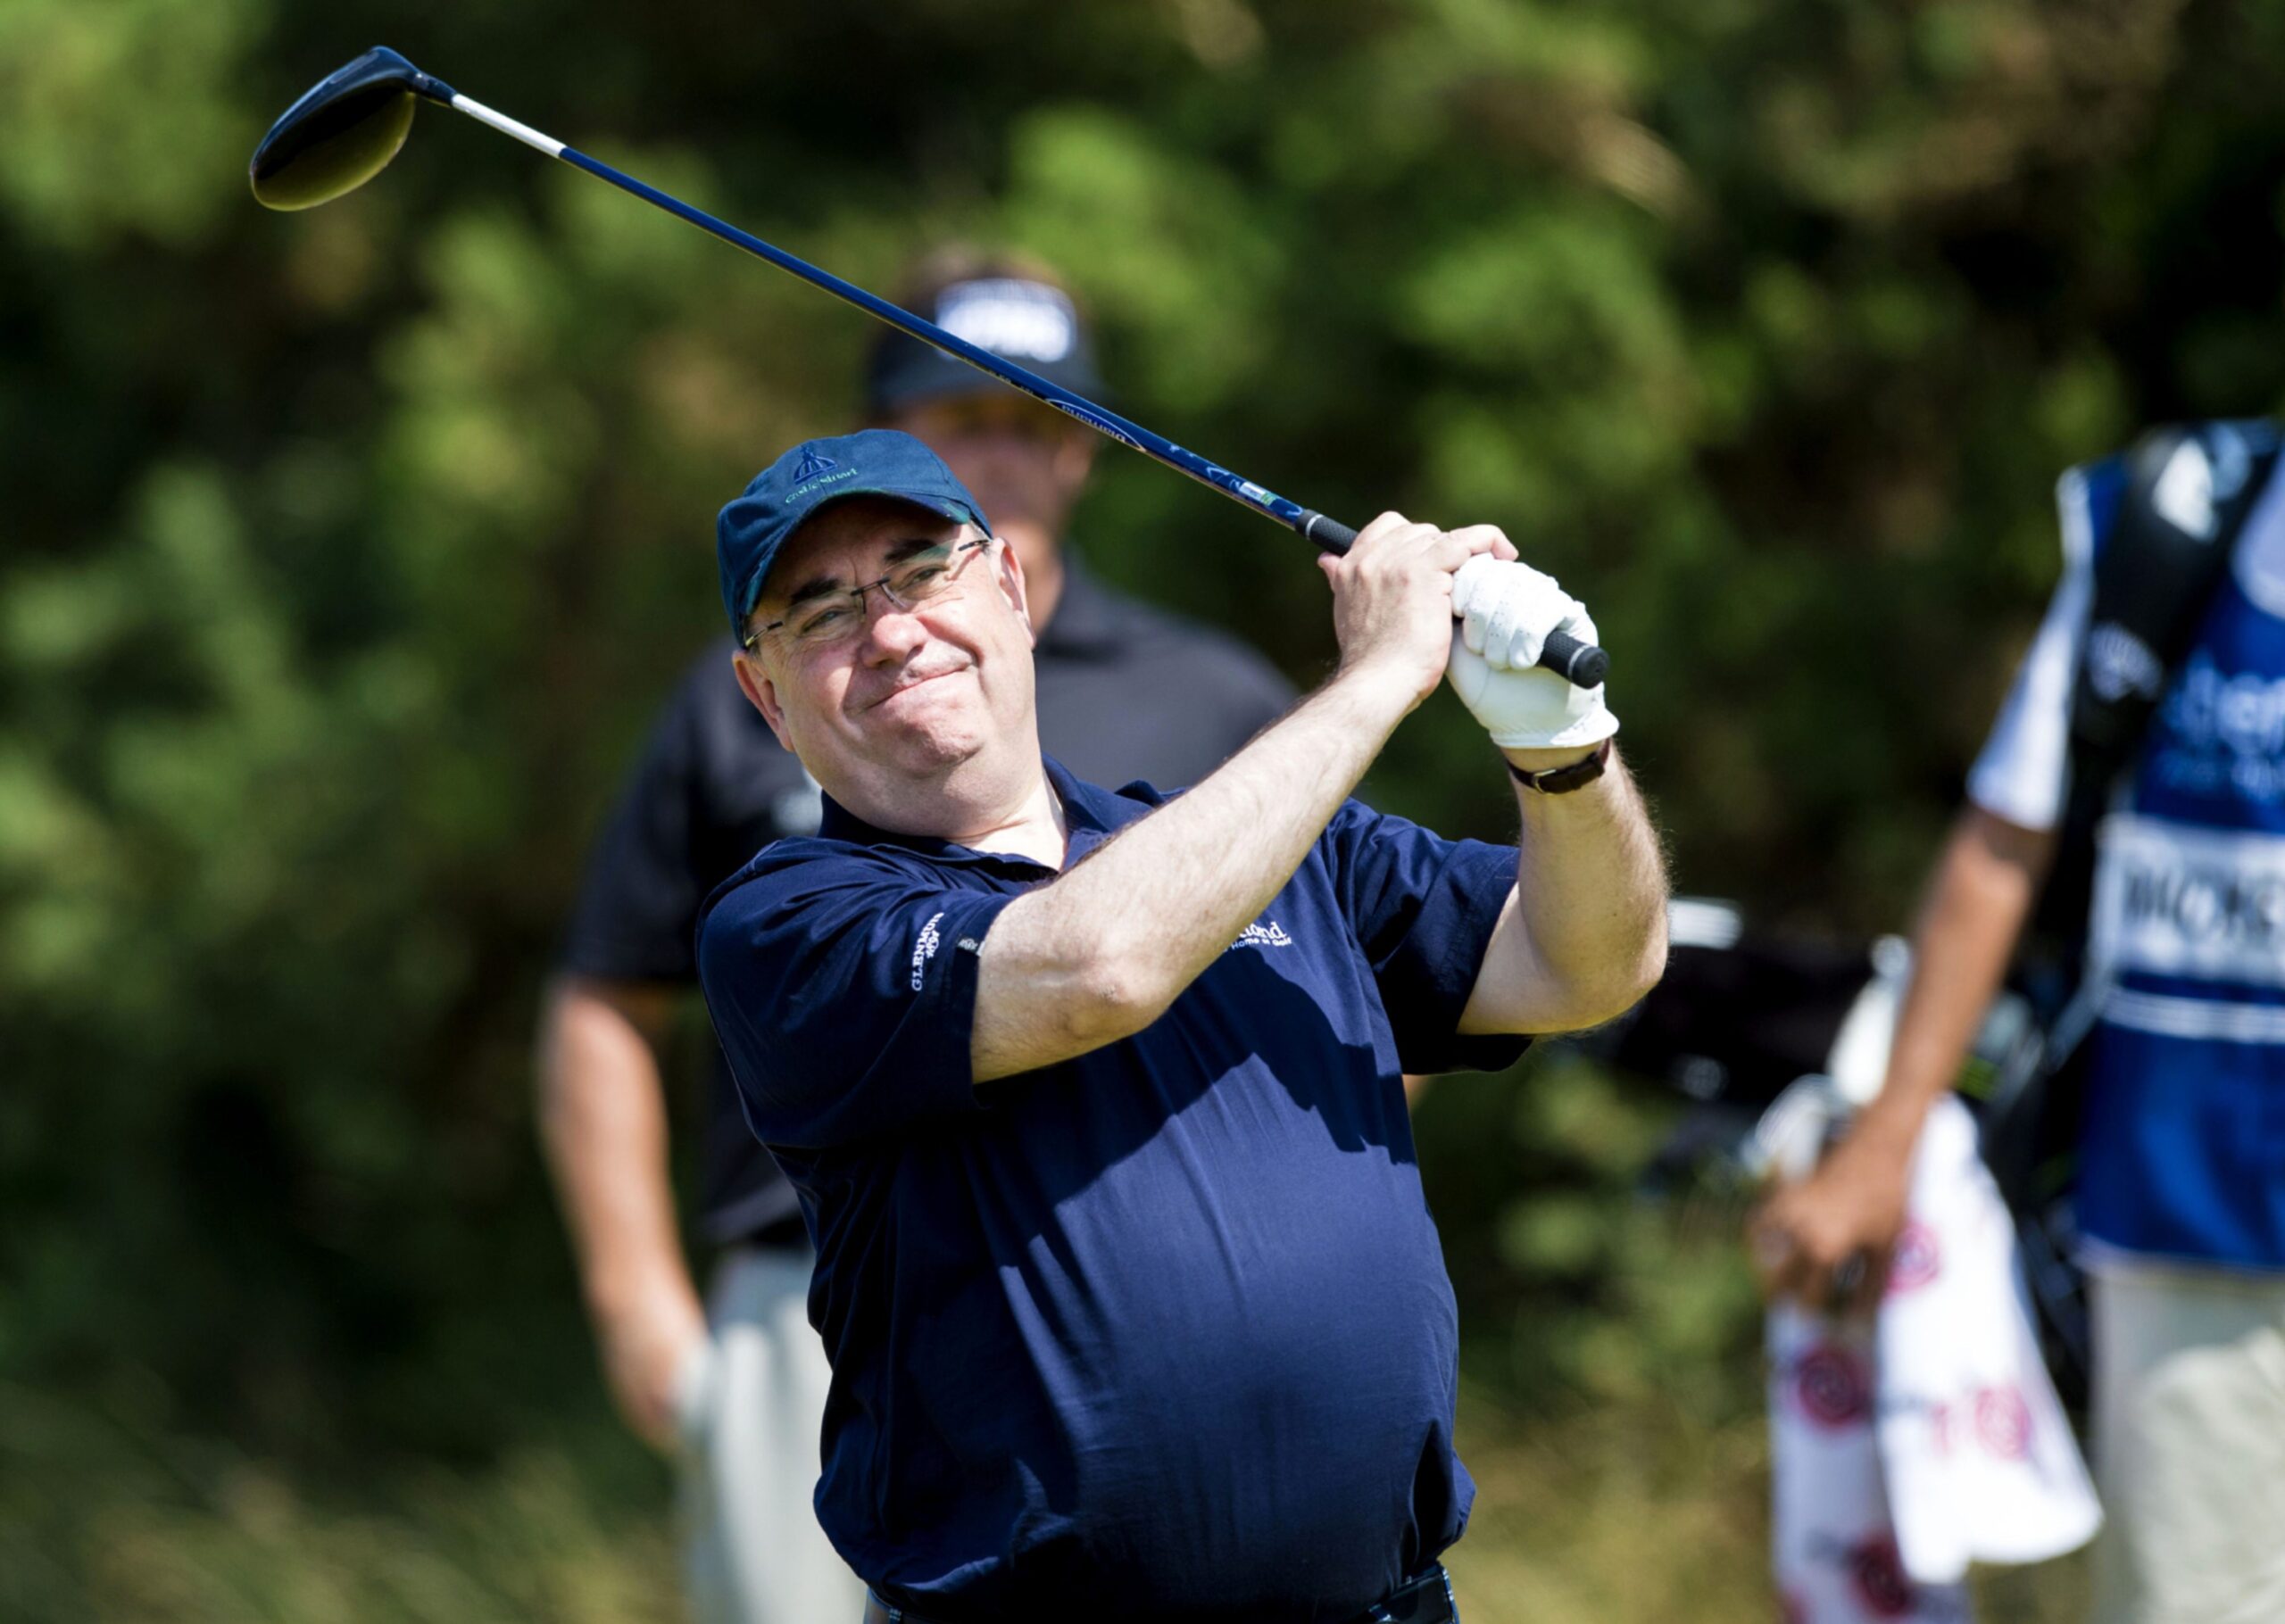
[{"left": 1446, "top": 555, "right": 1619, "bottom": 750}]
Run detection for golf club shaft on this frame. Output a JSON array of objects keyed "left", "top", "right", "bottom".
[{"left": 433, "top": 85, "right": 1608, "bottom": 689}]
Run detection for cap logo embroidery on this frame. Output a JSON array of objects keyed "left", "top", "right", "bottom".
[
  {"left": 786, "top": 465, "right": 857, "bottom": 502},
  {"left": 792, "top": 446, "right": 839, "bottom": 482}
]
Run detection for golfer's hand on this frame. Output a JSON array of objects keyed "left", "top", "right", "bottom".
[
  {"left": 599, "top": 1286, "right": 710, "bottom": 1453},
  {"left": 1747, "top": 1131, "right": 1913, "bottom": 1315},
  {"left": 1446, "top": 558, "right": 1619, "bottom": 751},
  {"left": 1321, "top": 514, "right": 1515, "bottom": 706}
]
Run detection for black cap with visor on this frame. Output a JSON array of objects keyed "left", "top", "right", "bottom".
[{"left": 865, "top": 277, "right": 1108, "bottom": 417}]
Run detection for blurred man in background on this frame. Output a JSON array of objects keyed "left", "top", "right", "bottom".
[
  {"left": 536, "top": 251, "right": 1292, "bottom": 1624},
  {"left": 1753, "top": 428, "right": 2285, "bottom": 1624}
]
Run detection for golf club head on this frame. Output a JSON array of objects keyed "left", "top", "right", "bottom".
[{"left": 249, "top": 47, "right": 451, "bottom": 211}]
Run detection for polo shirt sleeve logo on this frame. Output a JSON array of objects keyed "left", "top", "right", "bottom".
[
  {"left": 910, "top": 910, "right": 945, "bottom": 991},
  {"left": 1229, "top": 919, "right": 1294, "bottom": 951}
]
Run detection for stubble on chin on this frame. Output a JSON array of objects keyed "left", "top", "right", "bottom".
[{"left": 864, "top": 681, "right": 993, "bottom": 773}]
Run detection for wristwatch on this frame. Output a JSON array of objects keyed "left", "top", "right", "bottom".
[{"left": 1507, "top": 738, "right": 1612, "bottom": 795}]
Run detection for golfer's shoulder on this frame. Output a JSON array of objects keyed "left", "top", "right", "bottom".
[{"left": 698, "top": 834, "right": 929, "bottom": 942}]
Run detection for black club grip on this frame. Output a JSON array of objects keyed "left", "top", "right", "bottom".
[{"left": 1296, "top": 511, "right": 1610, "bottom": 689}]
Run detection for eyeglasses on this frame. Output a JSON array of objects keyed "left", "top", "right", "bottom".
[{"left": 744, "top": 538, "right": 992, "bottom": 655}]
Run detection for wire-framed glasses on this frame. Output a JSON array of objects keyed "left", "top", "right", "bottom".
[{"left": 744, "top": 537, "right": 992, "bottom": 655}]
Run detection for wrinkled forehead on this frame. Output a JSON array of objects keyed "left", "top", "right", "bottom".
[{"left": 759, "top": 495, "right": 966, "bottom": 609}]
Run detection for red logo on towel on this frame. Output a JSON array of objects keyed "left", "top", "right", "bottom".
[
  {"left": 1974, "top": 1384, "right": 2032, "bottom": 1460},
  {"left": 1886, "top": 1221, "right": 1941, "bottom": 1294},
  {"left": 1930, "top": 1400, "right": 1955, "bottom": 1456},
  {"left": 1795, "top": 1343, "right": 1871, "bottom": 1429},
  {"left": 1846, "top": 1535, "right": 1915, "bottom": 1618}
]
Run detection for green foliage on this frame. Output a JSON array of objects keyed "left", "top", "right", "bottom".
[
  {"left": 1415, "top": 1056, "right": 1765, "bottom": 1420},
  {"left": 7, "top": 0, "right": 2281, "bottom": 1614},
  {"left": 0, "top": 1380, "right": 679, "bottom": 1622}
]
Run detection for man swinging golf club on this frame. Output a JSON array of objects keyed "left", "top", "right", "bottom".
[
  {"left": 245, "top": 49, "right": 1649, "bottom": 1615},
  {"left": 541, "top": 255, "right": 1294, "bottom": 1624},
  {"left": 697, "top": 429, "right": 1667, "bottom": 1620}
]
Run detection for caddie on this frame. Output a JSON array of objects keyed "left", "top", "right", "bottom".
[
  {"left": 696, "top": 427, "right": 1668, "bottom": 1620},
  {"left": 1752, "top": 426, "right": 2285, "bottom": 1624}
]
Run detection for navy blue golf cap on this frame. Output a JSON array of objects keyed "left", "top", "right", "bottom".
[
  {"left": 865, "top": 276, "right": 1106, "bottom": 416},
  {"left": 717, "top": 430, "right": 992, "bottom": 639}
]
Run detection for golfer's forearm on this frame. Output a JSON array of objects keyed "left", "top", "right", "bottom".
[
  {"left": 1853, "top": 806, "right": 2052, "bottom": 1157},
  {"left": 975, "top": 669, "right": 1409, "bottom": 1079},
  {"left": 1463, "top": 748, "right": 1668, "bottom": 1033},
  {"left": 536, "top": 979, "right": 699, "bottom": 1322}
]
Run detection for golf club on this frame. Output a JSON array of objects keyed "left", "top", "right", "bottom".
[{"left": 250, "top": 46, "right": 1608, "bottom": 687}]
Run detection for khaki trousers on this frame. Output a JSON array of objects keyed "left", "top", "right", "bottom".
[{"left": 2088, "top": 1257, "right": 2285, "bottom": 1624}]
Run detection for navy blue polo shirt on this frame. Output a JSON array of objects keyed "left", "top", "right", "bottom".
[{"left": 696, "top": 758, "right": 1527, "bottom": 1620}]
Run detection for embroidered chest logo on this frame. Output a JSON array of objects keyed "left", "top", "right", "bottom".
[
  {"left": 1228, "top": 920, "right": 1294, "bottom": 952},
  {"left": 910, "top": 911, "right": 944, "bottom": 990}
]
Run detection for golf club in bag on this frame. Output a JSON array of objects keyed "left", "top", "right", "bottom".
[{"left": 249, "top": 46, "right": 1609, "bottom": 688}]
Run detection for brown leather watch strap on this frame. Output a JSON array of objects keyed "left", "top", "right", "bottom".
[{"left": 1507, "top": 738, "right": 1612, "bottom": 795}]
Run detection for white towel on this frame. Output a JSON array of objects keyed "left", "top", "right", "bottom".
[
  {"left": 1766, "top": 1095, "right": 2102, "bottom": 1620},
  {"left": 1874, "top": 1097, "right": 2102, "bottom": 1577}
]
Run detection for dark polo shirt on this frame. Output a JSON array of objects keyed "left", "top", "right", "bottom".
[
  {"left": 695, "top": 758, "right": 1528, "bottom": 1620},
  {"left": 559, "top": 560, "right": 1295, "bottom": 1242}
]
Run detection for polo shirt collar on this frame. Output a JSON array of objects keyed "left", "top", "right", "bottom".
[{"left": 815, "top": 756, "right": 1145, "bottom": 869}]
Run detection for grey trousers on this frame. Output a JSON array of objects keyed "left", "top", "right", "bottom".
[{"left": 676, "top": 1244, "right": 866, "bottom": 1624}]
